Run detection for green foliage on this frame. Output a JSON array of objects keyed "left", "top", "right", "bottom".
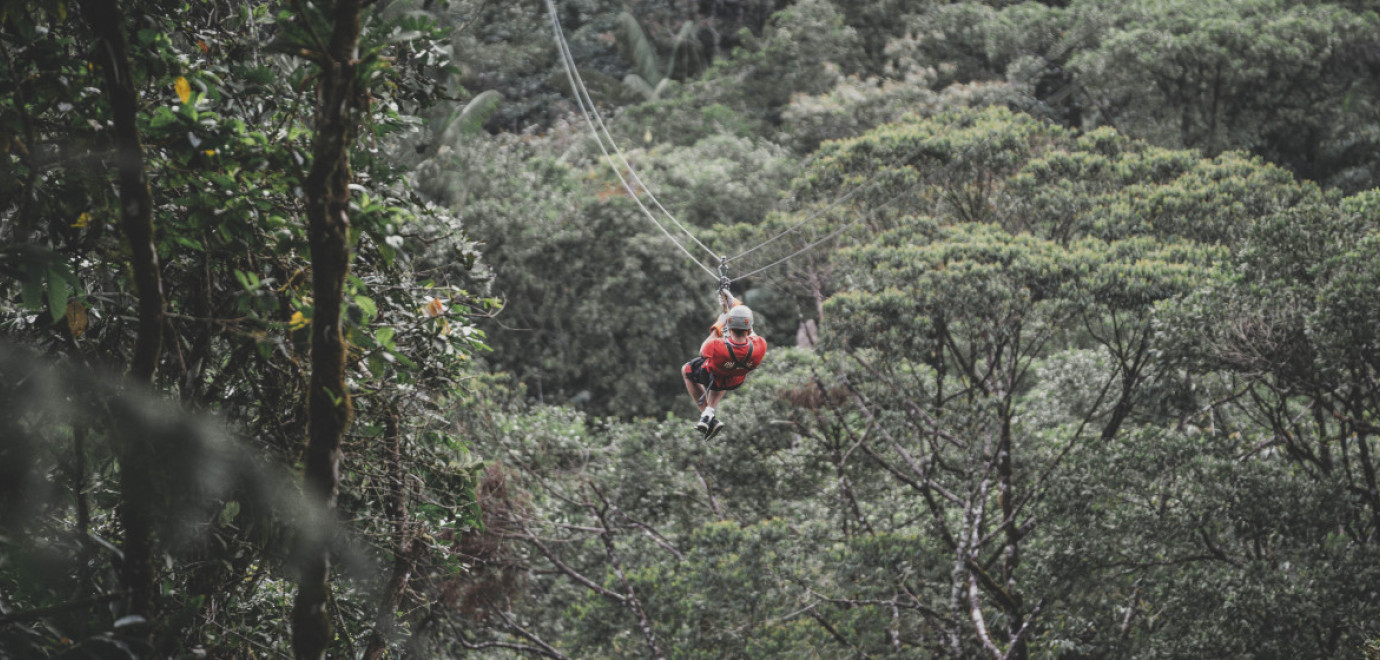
[
  {"left": 614, "top": 11, "right": 707, "bottom": 101},
  {"left": 442, "top": 105, "right": 1380, "bottom": 659},
  {"left": 9, "top": 0, "right": 1380, "bottom": 657},
  {"left": 884, "top": 1, "right": 1001, "bottom": 87},
  {"left": 416, "top": 131, "right": 710, "bottom": 416},
  {"left": 638, "top": 134, "right": 797, "bottom": 229},
  {"left": 1068, "top": 0, "right": 1380, "bottom": 191},
  {"left": 0, "top": 0, "right": 490, "bottom": 656},
  {"left": 700, "top": 0, "right": 864, "bottom": 124}
]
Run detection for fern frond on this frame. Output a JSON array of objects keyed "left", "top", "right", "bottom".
[
  {"left": 616, "top": 11, "right": 663, "bottom": 87},
  {"left": 667, "top": 20, "right": 705, "bottom": 80},
  {"left": 622, "top": 73, "right": 658, "bottom": 101},
  {"left": 442, "top": 89, "right": 504, "bottom": 145}
]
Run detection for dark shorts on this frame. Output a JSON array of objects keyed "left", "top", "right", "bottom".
[{"left": 683, "top": 357, "right": 741, "bottom": 392}]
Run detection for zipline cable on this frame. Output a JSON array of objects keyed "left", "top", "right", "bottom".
[
  {"left": 554, "top": 38, "right": 717, "bottom": 263},
  {"left": 546, "top": 0, "right": 1102, "bottom": 288},
  {"left": 728, "top": 179, "right": 915, "bottom": 283},
  {"left": 721, "top": 146, "right": 930, "bottom": 267},
  {"left": 720, "top": 19, "right": 1107, "bottom": 280},
  {"left": 544, "top": 0, "right": 720, "bottom": 275},
  {"left": 722, "top": 185, "right": 865, "bottom": 265},
  {"left": 724, "top": 146, "right": 951, "bottom": 283},
  {"left": 547, "top": 0, "right": 943, "bottom": 285},
  {"left": 730, "top": 219, "right": 861, "bottom": 283}
]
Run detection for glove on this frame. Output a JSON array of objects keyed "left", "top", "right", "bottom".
[
  {"left": 711, "top": 313, "right": 727, "bottom": 336},
  {"left": 709, "top": 297, "right": 741, "bottom": 336}
]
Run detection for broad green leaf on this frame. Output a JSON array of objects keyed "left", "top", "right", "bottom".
[
  {"left": 46, "top": 271, "right": 68, "bottom": 322},
  {"left": 376, "top": 326, "right": 395, "bottom": 347},
  {"left": 354, "top": 295, "right": 377, "bottom": 319}
]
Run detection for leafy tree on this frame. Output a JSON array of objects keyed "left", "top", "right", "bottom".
[
  {"left": 701, "top": 0, "right": 864, "bottom": 125},
  {"left": 1068, "top": 0, "right": 1380, "bottom": 191},
  {"left": 1, "top": 0, "right": 490, "bottom": 656},
  {"left": 278, "top": 0, "right": 374, "bottom": 655},
  {"left": 1161, "top": 190, "right": 1380, "bottom": 545},
  {"left": 74, "top": 0, "right": 168, "bottom": 623},
  {"left": 8, "top": 2, "right": 1380, "bottom": 658},
  {"left": 615, "top": 10, "right": 708, "bottom": 101},
  {"left": 440, "top": 106, "right": 1380, "bottom": 659}
]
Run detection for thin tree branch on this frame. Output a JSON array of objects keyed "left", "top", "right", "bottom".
[
  {"left": 516, "top": 520, "right": 626, "bottom": 603},
  {"left": 0, "top": 593, "right": 124, "bottom": 625}
]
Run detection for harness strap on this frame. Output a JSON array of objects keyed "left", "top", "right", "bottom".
[
  {"left": 694, "top": 357, "right": 715, "bottom": 405},
  {"left": 722, "top": 336, "right": 755, "bottom": 371}
]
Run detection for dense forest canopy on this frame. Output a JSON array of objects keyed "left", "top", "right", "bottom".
[{"left": 3, "top": 0, "right": 1380, "bottom": 657}]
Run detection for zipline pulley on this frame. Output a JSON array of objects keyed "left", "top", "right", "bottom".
[{"left": 717, "top": 258, "right": 733, "bottom": 313}]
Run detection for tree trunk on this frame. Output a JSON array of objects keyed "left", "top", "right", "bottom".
[
  {"left": 292, "top": 2, "right": 364, "bottom": 658},
  {"left": 363, "top": 406, "right": 416, "bottom": 660},
  {"left": 78, "top": 0, "right": 165, "bottom": 620},
  {"left": 997, "top": 411, "right": 1027, "bottom": 660},
  {"left": 77, "top": 0, "right": 163, "bottom": 383}
]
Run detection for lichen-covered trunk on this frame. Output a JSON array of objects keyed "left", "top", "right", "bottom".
[
  {"left": 291, "top": 2, "right": 363, "bottom": 659},
  {"left": 78, "top": 0, "right": 164, "bottom": 620}
]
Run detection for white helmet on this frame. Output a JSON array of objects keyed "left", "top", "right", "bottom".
[{"left": 726, "top": 305, "right": 753, "bottom": 332}]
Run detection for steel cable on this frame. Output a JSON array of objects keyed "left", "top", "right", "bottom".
[{"left": 545, "top": 0, "right": 720, "bottom": 279}]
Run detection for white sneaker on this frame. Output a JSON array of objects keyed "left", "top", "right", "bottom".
[
  {"left": 704, "top": 418, "right": 724, "bottom": 440},
  {"left": 694, "top": 415, "right": 712, "bottom": 433}
]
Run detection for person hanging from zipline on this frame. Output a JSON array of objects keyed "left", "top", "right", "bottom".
[{"left": 681, "top": 298, "right": 767, "bottom": 439}]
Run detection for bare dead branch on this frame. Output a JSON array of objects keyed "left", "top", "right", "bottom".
[
  {"left": 589, "top": 486, "right": 665, "bottom": 660},
  {"left": 615, "top": 510, "right": 686, "bottom": 561},
  {"left": 492, "top": 599, "right": 571, "bottom": 660},
  {"left": 967, "top": 568, "right": 1004, "bottom": 660},
  {"left": 1001, "top": 597, "right": 1045, "bottom": 660},
  {"left": 460, "top": 637, "right": 568, "bottom": 659},
  {"left": 807, "top": 608, "right": 873, "bottom": 659},
  {"left": 964, "top": 559, "right": 1020, "bottom": 614},
  {"left": 692, "top": 464, "right": 725, "bottom": 520},
  {"left": 516, "top": 520, "right": 626, "bottom": 603}
]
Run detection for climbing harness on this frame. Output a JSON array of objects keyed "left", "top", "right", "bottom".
[
  {"left": 543, "top": 2, "right": 1108, "bottom": 425},
  {"left": 721, "top": 335, "right": 756, "bottom": 371}
]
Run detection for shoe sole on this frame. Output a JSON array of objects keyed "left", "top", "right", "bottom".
[{"left": 704, "top": 422, "right": 724, "bottom": 440}]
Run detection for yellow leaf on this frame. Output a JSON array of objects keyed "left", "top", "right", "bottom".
[
  {"left": 66, "top": 300, "right": 88, "bottom": 337},
  {"left": 289, "top": 310, "right": 308, "bottom": 330},
  {"left": 421, "top": 298, "right": 446, "bottom": 318},
  {"left": 175, "top": 76, "right": 191, "bottom": 104},
  {"left": 204, "top": 149, "right": 216, "bottom": 156},
  {"left": 70, "top": 212, "right": 90, "bottom": 228}
]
